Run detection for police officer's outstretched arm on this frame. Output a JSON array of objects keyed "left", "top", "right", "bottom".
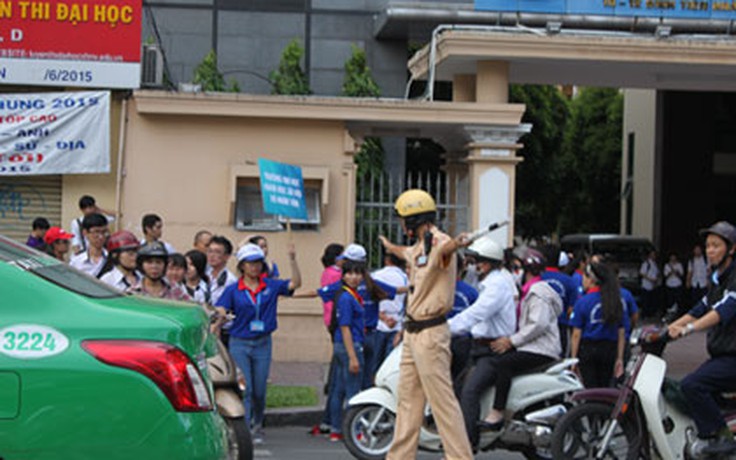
[{"left": 379, "top": 235, "right": 409, "bottom": 261}]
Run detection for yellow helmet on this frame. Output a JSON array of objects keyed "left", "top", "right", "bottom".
[{"left": 394, "top": 189, "right": 437, "bottom": 217}]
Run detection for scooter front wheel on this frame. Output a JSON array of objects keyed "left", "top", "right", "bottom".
[
  {"left": 550, "top": 402, "right": 638, "bottom": 460},
  {"left": 224, "top": 417, "right": 253, "bottom": 460},
  {"left": 343, "top": 404, "right": 396, "bottom": 460}
]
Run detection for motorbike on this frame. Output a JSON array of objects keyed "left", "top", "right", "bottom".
[
  {"left": 550, "top": 326, "right": 736, "bottom": 460},
  {"left": 207, "top": 335, "right": 254, "bottom": 460},
  {"left": 342, "top": 342, "right": 583, "bottom": 459}
]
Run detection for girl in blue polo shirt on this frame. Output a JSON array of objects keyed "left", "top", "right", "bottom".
[
  {"left": 327, "top": 258, "right": 388, "bottom": 441},
  {"left": 569, "top": 262, "right": 628, "bottom": 388},
  {"left": 216, "top": 243, "right": 301, "bottom": 444}
]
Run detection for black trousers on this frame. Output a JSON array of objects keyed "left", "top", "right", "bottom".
[
  {"left": 459, "top": 343, "right": 500, "bottom": 447},
  {"left": 450, "top": 335, "right": 473, "bottom": 399},
  {"left": 459, "top": 347, "right": 552, "bottom": 447},
  {"left": 578, "top": 339, "right": 618, "bottom": 388}
]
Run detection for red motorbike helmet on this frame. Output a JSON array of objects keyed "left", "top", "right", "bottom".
[{"left": 106, "top": 230, "right": 140, "bottom": 253}]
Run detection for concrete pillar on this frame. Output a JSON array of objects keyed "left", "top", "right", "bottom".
[
  {"left": 464, "top": 124, "right": 531, "bottom": 248},
  {"left": 453, "top": 74, "right": 476, "bottom": 102},
  {"left": 476, "top": 61, "right": 509, "bottom": 104}
]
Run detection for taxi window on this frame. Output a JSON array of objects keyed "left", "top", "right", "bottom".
[
  {"left": 31, "top": 263, "right": 121, "bottom": 299},
  {"left": 0, "top": 235, "right": 121, "bottom": 299}
]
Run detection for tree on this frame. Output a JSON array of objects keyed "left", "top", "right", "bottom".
[
  {"left": 558, "top": 87, "right": 623, "bottom": 234},
  {"left": 270, "top": 39, "right": 311, "bottom": 95},
  {"left": 342, "top": 45, "right": 383, "bottom": 181},
  {"left": 342, "top": 44, "right": 380, "bottom": 98},
  {"left": 511, "top": 84, "right": 570, "bottom": 238},
  {"left": 342, "top": 45, "right": 385, "bottom": 266},
  {"left": 192, "top": 50, "right": 240, "bottom": 92}
]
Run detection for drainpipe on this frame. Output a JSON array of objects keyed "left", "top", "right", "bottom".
[
  {"left": 421, "top": 24, "right": 546, "bottom": 101},
  {"left": 114, "top": 93, "right": 130, "bottom": 229}
]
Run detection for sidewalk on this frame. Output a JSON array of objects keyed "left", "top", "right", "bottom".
[{"left": 265, "top": 360, "right": 328, "bottom": 427}]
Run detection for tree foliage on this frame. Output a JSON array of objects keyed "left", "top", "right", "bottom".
[
  {"left": 511, "top": 85, "right": 623, "bottom": 238},
  {"left": 270, "top": 39, "right": 312, "bottom": 95},
  {"left": 511, "top": 84, "right": 570, "bottom": 238},
  {"left": 342, "top": 45, "right": 380, "bottom": 98},
  {"left": 342, "top": 45, "right": 383, "bottom": 180},
  {"left": 557, "top": 87, "right": 623, "bottom": 234},
  {"left": 192, "top": 50, "right": 240, "bottom": 93}
]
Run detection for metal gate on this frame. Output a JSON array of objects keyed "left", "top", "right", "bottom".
[
  {"left": 0, "top": 175, "right": 63, "bottom": 243},
  {"left": 355, "top": 169, "right": 469, "bottom": 268}
]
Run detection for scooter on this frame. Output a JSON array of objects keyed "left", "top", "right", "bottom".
[
  {"left": 550, "top": 326, "right": 736, "bottom": 460},
  {"left": 342, "top": 342, "right": 583, "bottom": 460},
  {"left": 198, "top": 304, "right": 253, "bottom": 459},
  {"left": 207, "top": 332, "right": 254, "bottom": 460}
]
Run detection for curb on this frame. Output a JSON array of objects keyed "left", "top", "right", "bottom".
[{"left": 265, "top": 406, "right": 324, "bottom": 427}]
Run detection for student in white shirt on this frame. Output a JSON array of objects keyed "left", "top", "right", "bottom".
[
  {"left": 185, "top": 249, "right": 212, "bottom": 305},
  {"left": 639, "top": 250, "right": 661, "bottom": 318},
  {"left": 70, "top": 195, "right": 115, "bottom": 255},
  {"left": 69, "top": 213, "right": 109, "bottom": 278},
  {"left": 687, "top": 244, "right": 709, "bottom": 307},
  {"left": 140, "top": 213, "right": 177, "bottom": 255},
  {"left": 664, "top": 252, "right": 684, "bottom": 315},
  {"left": 206, "top": 235, "right": 238, "bottom": 305},
  {"left": 99, "top": 230, "right": 141, "bottom": 290},
  {"left": 371, "top": 252, "right": 409, "bottom": 369}
]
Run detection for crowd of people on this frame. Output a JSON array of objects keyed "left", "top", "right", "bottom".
[{"left": 21, "top": 192, "right": 736, "bottom": 455}]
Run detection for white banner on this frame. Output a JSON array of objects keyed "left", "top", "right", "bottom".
[{"left": 0, "top": 91, "right": 110, "bottom": 175}]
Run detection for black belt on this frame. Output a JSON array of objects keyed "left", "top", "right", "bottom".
[
  {"left": 404, "top": 315, "right": 446, "bottom": 334},
  {"left": 473, "top": 338, "right": 500, "bottom": 346}
]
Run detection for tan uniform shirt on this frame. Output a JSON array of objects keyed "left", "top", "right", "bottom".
[{"left": 403, "top": 226, "right": 457, "bottom": 320}]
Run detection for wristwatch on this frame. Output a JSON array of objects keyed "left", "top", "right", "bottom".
[{"left": 683, "top": 323, "right": 695, "bottom": 336}]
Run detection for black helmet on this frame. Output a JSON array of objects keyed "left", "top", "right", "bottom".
[
  {"left": 699, "top": 221, "right": 736, "bottom": 246},
  {"left": 136, "top": 241, "right": 168, "bottom": 265}
]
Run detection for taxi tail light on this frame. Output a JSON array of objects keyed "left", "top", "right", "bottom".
[{"left": 82, "top": 340, "right": 212, "bottom": 412}]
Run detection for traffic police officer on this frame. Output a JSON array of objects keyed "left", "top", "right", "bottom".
[{"left": 379, "top": 189, "right": 474, "bottom": 460}]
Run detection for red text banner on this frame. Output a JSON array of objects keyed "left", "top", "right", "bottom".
[
  {"left": 0, "top": 1, "right": 142, "bottom": 88},
  {"left": 0, "top": 91, "right": 110, "bottom": 175}
]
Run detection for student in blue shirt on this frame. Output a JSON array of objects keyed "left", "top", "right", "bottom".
[
  {"left": 216, "top": 243, "right": 301, "bottom": 444},
  {"left": 569, "top": 261, "right": 628, "bottom": 388},
  {"left": 327, "top": 258, "right": 387, "bottom": 441},
  {"left": 541, "top": 245, "right": 580, "bottom": 357},
  {"left": 313, "top": 244, "right": 399, "bottom": 389}
]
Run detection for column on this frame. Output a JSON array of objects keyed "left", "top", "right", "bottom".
[{"left": 464, "top": 124, "right": 531, "bottom": 248}]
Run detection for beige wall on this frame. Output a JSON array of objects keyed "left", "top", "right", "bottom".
[
  {"left": 622, "top": 89, "right": 657, "bottom": 240},
  {"left": 121, "top": 98, "right": 357, "bottom": 362}
]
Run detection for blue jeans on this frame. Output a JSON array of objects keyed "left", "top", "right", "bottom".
[
  {"left": 321, "top": 352, "right": 338, "bottom": 426},
  {"left": 330, "top": 341, "right": 364, "bottom": 434},
  {"left": 229, "top": 335, "right": 272, "bottom": 428},
  {"left": 373, "top": 330, "right": 397, "bottom": 374},
  {"left": 361, "top": 328, "right": 376, "bottom": 389}
]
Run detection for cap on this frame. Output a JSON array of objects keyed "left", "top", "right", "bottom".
[
  {"left": 236, "top": 243, "right": 265, "bottom": 263},
  {"left": 337, "top": 243, "right": 367, "bottom": 262},
  {"left": 44, "top": 227, "right": 73, "bottom": 245}
]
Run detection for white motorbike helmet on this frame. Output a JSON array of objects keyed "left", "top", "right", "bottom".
[{"left": 467, "top": 235, "right": 504, "bottom": 262}]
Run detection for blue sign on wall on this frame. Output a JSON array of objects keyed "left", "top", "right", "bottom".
[
  {"left": 475, "top": 1, "right": 736, "bottom": 20},
  {"left": 258, "top": 158, "right": 308, "bottom": 220}
]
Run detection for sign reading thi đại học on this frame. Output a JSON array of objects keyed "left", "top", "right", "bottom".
[
  {"left": 258, "top": 158, "right": 308, "bottom": 220},
  {"left": 0, "top": 91, "right": 110, "bottom": 176}
]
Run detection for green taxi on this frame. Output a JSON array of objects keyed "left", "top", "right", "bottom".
[{"left": 0, "top": 235, "right": 228, "bottom": 459}]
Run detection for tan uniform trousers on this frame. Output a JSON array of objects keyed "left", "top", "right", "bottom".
[{"left": 387, "top": 323, "right": 473, "bottom": 460}]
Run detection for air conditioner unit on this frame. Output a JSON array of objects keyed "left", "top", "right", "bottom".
[{"left": 141, "top": 44, "right": 164, "bottom": 88}]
